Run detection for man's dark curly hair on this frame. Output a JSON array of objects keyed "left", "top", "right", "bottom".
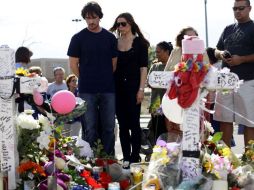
[{"left": 81, "top": 1, "right": 103, "bottom": 19}]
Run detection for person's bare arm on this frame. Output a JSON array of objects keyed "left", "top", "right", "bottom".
[
  {"left": 69, "top": 57, "right": 79, "bottom": 77},
  {"left": 112, "top": 57, "right": 117, "bottom": 72},
  {"left": 136, "top": 67, "right": 147, "bottom": 104},
  {"left": 228, "top": 54, "right": 254, "bottom": 66},
  {"left": 215, "top": 49, "right": 254, "bottom": 66}
]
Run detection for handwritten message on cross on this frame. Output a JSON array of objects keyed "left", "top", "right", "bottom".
[
  {"left": 0, "top": 45, "right": 47, "bottom": 189},
  {"left": 148, "top": 37, "right": 240, "bottom": 180}
]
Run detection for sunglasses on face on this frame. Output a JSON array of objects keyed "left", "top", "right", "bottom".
[
  {"left": 71, "top": 79, "right": 77, "bottom": 82},
  {"left": 233, "top": 6, "right": 248, "bottom": 11},
  {"left": 116, "top": 22, "right": 127, "bottom": 27}
]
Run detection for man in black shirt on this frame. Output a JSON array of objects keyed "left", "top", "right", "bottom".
[{"left": 214, "top": 0, "right": 254, "bottom": 147}]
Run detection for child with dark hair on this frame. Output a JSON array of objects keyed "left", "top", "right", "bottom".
[{"left": 15, "top": 46, "right": 33, "bottom": 68}]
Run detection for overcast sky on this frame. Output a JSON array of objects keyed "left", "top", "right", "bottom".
[{"left": 1, "top": 0, "right": 253, "bottom": 58}]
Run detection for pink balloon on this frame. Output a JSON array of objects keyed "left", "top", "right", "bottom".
[
  {"left": 33, "top": 90, "right": 43, "bottom": 106},
  {"left": 51, "top": 90, "right": 76, "bottom": 114}
]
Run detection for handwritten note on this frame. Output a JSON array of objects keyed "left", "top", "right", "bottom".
[
  {"left": 218, "top": 72, "right": 239, "bottom": 89},
  {"left": 181, "top": 157, "right": 201, "bottom": 179},
  {"left": 148, "top": 71, "right": 173, "bottom": 89},
  {"left": 182, "top": 98, "right": 200, "bottom": 151},
  {"left": 203, "top": 68, "right": 240, "bottom": 90},
  {"left": 19, "top": 77, "right": 41, "bottom": 94}
]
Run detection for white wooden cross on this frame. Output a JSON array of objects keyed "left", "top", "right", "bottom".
[
  {"left": 148, "top": 42, "right": 241, "bottom": 180},
  {"left": 0, "top": 45, "right": 47, "bottom": 189}
]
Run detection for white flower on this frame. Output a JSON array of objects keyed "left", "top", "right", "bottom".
[
  {"left": 38, "top": 114, "right": 52, "bottom": 134},
  {"left": 65, "top": 154, "right": 85, "bottom": 171},
  {"left": 17, "top": 112, "right": 40, "bottom": 130},
  {"left": 36, "top": 131, "right": 50, "bottom": 150},
  {"left": 24, "top": 109, "right": 35, "bottom": 115},
  {"left": 45, "top": 111, "right": 56, "bottom": 123},
  {"left": 75, "top": 137, "right": 94, "bottom": 158},
  {"left": 205, "top": 122, "right": 214, "bottom": 134}
]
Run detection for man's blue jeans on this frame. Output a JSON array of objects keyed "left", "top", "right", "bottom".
[{"left": 79, "top": 93, "right": 115, "bottom": 155}]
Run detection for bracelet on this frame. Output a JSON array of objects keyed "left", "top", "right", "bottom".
[{"left": 139, "top": 87, "right": 144, "bottom": 91}]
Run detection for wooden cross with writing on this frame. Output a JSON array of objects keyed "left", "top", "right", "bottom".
[
  {"left": 148, "top": 54, "right": 240, "bottom": 180},
  {"left": 0, "top": 45, "right": 47, "bottom": 189}
]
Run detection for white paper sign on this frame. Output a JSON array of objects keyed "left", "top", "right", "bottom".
[
  {"left": 148, "top": 71, "right": 173, "bottom": 89},
  {"left": 20, "top": 76, "right": 48, "bottom": 94}
]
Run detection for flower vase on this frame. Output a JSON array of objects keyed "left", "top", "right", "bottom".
[
  {"left": 24, "top": 180, "right": 35, "bottom": 190},
  {"left": 212, "top": 180, "right": 228, "bottom": 190}
]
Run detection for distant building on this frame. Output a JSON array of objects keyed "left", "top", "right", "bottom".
[{"left": 30, "top": 58, "right": 71, "bottom": 82}]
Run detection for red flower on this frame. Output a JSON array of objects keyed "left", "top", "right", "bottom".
[
  {"left": 95, "top": 158, "right": 117, "bottom": 167},
  {"left": 120, "top": 179, "right": 131, "bottom": 190},
  {"left": 99, "top": 172, "right": 112, "bottom": 189},
  {"left": 80, "top": 170, "right": 103, "bottom": 189},
  {"left": 231, "top": 187, "right": 240, "bottom": 190}
]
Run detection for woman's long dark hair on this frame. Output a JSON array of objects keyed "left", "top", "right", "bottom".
[
  {"left": 175, "top": 26, "right": 198, "bottom": 47},
  {"left": 109, "top": 12, "right": 150, "bottom": 48}
]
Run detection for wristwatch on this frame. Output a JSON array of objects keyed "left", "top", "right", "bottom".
[{"left": 139, "top": 87, "right": 144, "bottom": 91}]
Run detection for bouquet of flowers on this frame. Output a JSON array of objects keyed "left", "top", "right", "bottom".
[
  {"left": 201, "top": 132, "right": 239, "bottom": 180},
  {"left": 142, "top": 132, "right": 182, "bottom": 190},
  {"left": 16, "top": 109, "right": 94, "bottom": 189},
  {"left": 241, "top": 140, "right": 254, "bottom": 168}
]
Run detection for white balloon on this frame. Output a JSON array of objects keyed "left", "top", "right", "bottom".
[{"left": 162, "top": 94, "right": 183, "bottom": 124}]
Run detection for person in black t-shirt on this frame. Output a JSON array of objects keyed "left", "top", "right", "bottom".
[
  {"left": 110, "top": 12, "right": 149, "bottom": 168},
  {"left": 214, "top": 0, "right": 254, "bottom": 148},
  {"left": 67, "top": 1, "right": 118, "bottom": 155}
]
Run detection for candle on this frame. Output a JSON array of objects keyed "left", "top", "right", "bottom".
[
  {"left": 108, "top": 182, "right": 120, "bottom": 190},
  {"left": 212, "top": 180, "right": 228, "bottom": 190},
  {"left": 47, "top": 175, "right": 57, "bottom": 190}
]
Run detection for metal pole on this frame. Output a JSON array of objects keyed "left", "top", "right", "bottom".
[{"left": 204, "top": 0, "right": 209, "bottom": 47}]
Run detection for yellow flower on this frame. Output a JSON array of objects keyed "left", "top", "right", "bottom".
[
  {"left": 221, "top": 147, "right": 231, "bottom": 157},
  {"left": 151, "top": 146, "right": 170, "bottom": 165},
  {"left": 248, "top": 140, "right": 254, "bottom": 145},
  {"left": 16, "top": 67, "right": 28, "bottom": 76},
  {"left": 204, "top": 161, "right": 214, "bottom": 172}
]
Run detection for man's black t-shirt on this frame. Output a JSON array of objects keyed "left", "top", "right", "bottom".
[
  {"left": 217, "top": 20, "right": 254, "bottom": 80},
  {"left": 67, "top": 28, "right": 118, "bottom": 93}
]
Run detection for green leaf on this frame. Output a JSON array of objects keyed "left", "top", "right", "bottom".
[{"left": 211, "top": 132, "right": 223, "bottom": 143}]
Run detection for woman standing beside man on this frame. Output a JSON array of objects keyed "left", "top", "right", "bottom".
[{"left": 110, "top": 13, "right": 149, "bottom": 168}]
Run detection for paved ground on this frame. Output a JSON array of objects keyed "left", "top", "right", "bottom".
[{"left": 115, "top": 116, "right": 245, "bottom": 161}]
